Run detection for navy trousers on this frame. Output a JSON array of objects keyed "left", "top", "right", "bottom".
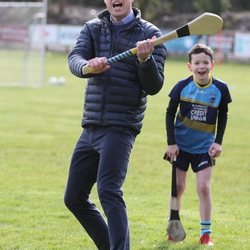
[{"left": 64, "top": 125, "right": 136, "bottom": 250}]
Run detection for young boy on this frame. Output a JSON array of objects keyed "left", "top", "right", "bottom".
[{"left": 164, "top": 43, "right": 232, "bottom": 245}]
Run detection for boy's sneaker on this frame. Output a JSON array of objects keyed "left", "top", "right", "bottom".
[{"left": 200, "top": 233, "right": 214, "bottom": 246}]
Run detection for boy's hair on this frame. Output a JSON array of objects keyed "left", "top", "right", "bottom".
[{"left": 188, "top": 43, "right": 214, "bottom": 63}]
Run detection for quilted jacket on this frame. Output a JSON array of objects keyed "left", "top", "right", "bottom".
[{"left": 68, "top": 8, "right": 167, "bottom": 134}]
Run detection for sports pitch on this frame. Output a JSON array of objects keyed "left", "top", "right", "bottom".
[{"left": 0, "top": 53, "right": 249, "bottom": 249}]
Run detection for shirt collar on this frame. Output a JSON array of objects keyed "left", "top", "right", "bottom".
[{"left": 110, "top": 10, "right": 135, "bottom": 25}]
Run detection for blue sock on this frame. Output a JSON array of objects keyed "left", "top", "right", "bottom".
[{"left": 200, "top": 220, "right": 212, "bottom": 235}]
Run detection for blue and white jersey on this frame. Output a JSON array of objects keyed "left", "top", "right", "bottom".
[{"left": 169, "top": 76, "right": 232, "bottom": 153}]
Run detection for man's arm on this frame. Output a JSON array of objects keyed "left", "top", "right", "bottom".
[
  {"left": 68, "top": 23, "right": 95, "bottom": 78},
  {"left": 136, "top": 34, "right": 167, "bottom": 95}
]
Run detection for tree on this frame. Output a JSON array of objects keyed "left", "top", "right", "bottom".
[
  {"left": 3, "top": 0, "right": 249, "bottom": 25},
  {"left": 134, "top": 0, "right": 172, "bottom": 25},
  {"left": 193, "top": 0, "right": 231, "bottom": 14}
]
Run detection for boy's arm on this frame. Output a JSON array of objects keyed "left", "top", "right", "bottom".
[
  {"left": 209, "top": 100, "right": 229, "bottom": 159},
  {"left": 166, "top": 98, "right": 179, "bottom": 145},
  {"left": 215, "top": 102, "right": 229, "bottom": 145}
]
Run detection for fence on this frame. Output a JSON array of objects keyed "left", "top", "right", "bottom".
[{"left": 27, "top": 24, "right": 250, "bottom": 63}]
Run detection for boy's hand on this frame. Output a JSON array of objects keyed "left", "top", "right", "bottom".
[
  {"left": 165, "top": 144, "right": 179, "bottom": 162},
  {"left": 209, "top": 143, "right": 222, "bottom": 159}
]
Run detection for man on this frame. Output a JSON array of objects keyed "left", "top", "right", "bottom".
[{"left": 64, "top": 0, "right": 167, "bottom": 249}]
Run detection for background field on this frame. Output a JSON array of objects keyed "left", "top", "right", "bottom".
[{"left": 0, "top": 53, "right": 249, "bottom": 250}]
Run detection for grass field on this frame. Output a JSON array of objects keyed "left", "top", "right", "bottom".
[{"left": 0, "top": 53, "right": 249, "bottom": 250}]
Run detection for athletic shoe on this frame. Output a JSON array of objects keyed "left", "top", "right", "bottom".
[{"left": 200, "top": 233, "right": 214, "bottom": 246}]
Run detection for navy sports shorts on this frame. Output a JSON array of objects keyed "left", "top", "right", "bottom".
[{"left": 166, "top": 150, "right": 215, "bottom": 173}]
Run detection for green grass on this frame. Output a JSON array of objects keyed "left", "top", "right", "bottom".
[
  {"left": 0, "top": 50, "right": 43, "bottom": 86},
  {"left": 0, "top": 53, "right": 249, "bottom": 249}
]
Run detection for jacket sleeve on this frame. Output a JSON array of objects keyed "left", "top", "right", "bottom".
[
  {"left": 136, "top": 26, "right": 167, "bottom": 95},
  {"left": 68, "top": 23, "right": 95, "bottom": 78}
]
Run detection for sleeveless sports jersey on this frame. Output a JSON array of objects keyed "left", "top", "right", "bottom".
[{"left": 169, "top": 76, "right": 232, "bottom": 154}]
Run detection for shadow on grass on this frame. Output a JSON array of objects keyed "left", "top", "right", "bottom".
[{"left": 154, "top": 240, "right": 203, "bottom": 249}]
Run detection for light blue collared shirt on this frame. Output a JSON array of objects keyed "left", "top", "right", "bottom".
[{"left": 110, "top": 10, "right": 135, "bottom": 25}]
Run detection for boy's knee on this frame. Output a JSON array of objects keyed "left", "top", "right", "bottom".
[{"left": 198, "top": 183, "right": 210, "bottom": 196}]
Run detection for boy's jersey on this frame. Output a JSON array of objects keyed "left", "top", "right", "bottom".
[{"left": 169, "top": 76, "right": 232, "bottom": 154}]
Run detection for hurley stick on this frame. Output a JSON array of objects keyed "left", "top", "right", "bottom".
[
  {"left": 166, "top": 160, "right": 186, "bottom": 242},
  {"left": 82, "top": 12, "right": 223, "bottom": 74}
]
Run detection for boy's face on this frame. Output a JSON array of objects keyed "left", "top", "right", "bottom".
[
  {"left": 104, "top": 0, "right": 134, "bottom": 22},
  {"left": 188, "top": 52, "right": 214, "bottom": 85}
]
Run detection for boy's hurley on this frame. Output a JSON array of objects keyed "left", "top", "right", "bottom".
[{"left": 166, "top": 156, "right": 186, "bottom": 242}]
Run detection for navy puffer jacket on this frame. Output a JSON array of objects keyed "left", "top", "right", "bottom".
[{"left": 68, "top": 8, "right": 167, "bottom": 134}]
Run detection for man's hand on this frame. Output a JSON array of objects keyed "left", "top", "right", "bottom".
[
  {"left": 209, "top": 143, "right": 222, "bottom": 159},
  {"left": 136, "top": 36, "right": 156, "bottom": 62},
  {"left": 85, "top": 57, "right": 110, "bottom": 74}
]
